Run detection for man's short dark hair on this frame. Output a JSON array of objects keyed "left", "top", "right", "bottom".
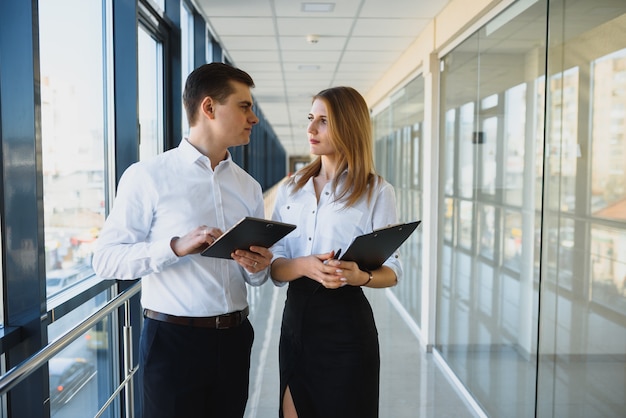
[{"left": 183, "top": 62, "right": 255, "bottom": 125}]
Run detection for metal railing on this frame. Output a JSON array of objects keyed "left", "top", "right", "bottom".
[{"left": 0, "top": 281, "right": 141, "bottom": 417}]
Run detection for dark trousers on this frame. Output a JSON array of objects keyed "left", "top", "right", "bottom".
[{"left": 139, "top": 317, "right": 254, "bottom": 418}]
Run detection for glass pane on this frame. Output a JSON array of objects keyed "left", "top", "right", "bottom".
[
  {"left": 458, "top": 200, "right": 473, "bottom": 250},
  {"left": 375, "top": 76, "right": 425, "bottom": 326},
  {"left": 437, "top": 1, "right": 548, "bottom": 416},
  {"left": 504, "top": 83, "right": 527, "bottom": 206},
  {"left": 138, "top": 26, "right": 164, "bottom": 160},
  {"left": 479, "top": 116, "right": 498, "bottom": 195},
  {"left": 479, "top": 204, "right": 495, "bottom": 259},
  {"left": 535, "top": 76, "right": 547, "bottom": 210},
  {"left": 181, "top": 1, "right": 194, "bottom": 138},
  {"left": 537, "top": 2, "right": 626, "bottom": 417},
  {"left": 443, "top": 197, "right": 454, "bottom": 242},
  {"left": 373, "top": 106, "right": 391, "bottom": 177},
  {"left": 590, "top": 48, "right": 626, "bottom": 221},
  {"left": 48, "top": 291, "right": 119, "bottom": 418},
  {"left": 547, "top": 68, "right": 579, "bottom": 213},
  {"left": 206, "top": 30, "right": 213, "bottom": 63},
  {"left": 443, "top": 108, "right": 456, "bottom": 196},
  {"left": 400, "top": 126, "right": 411, "bottom": 190},
  {"left": 503, "top": 210, "right": 522, "bottom": 271},
  {"left": 412, "top": 122, "right": 420, "bottom": 189},
  {"left": 47, "top": 290, "right": 114, "bottom": 417},
  {"left": 39, "top": 0, "right": 105, "bottom": 298},
  {"left": 481, "top": 94, "right": 498, "bottom": 109},
  {"left": 590, "top": 225, "right": 626, "bottom": 315},
  {"left": 459, "top": 102, "right": 476, "bottom": 198}
]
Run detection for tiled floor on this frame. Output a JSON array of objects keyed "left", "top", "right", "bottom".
[{"left": 244, "top": 283, "right": 480, "bottom": 418}]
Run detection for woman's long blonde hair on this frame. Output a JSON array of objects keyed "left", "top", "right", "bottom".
[{"left": 289, "top": 86, "right": 381, "bottom": 207}]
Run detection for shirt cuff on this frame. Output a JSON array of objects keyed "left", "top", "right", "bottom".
[
  {"left": 246, "top": 267, "right": 270, "bottom": 286},
  {"left": 149, "top": 238, "right": 180, "bottom": 272}
]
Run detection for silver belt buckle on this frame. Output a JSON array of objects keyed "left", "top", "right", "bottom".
[{"left": 215, "top": 314, "right": 228, "bottom": 329}]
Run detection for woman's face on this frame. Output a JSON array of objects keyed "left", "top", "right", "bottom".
[{"left": 307, "top": 98, "right": 336, "bottom": 156}]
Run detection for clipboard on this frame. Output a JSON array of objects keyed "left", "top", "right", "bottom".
[
  {"left": 339, "top": 220, "right": 421, "bottom": 271},
  {"left": 201, "top": 216, "right": 296, "bottom": 259}
]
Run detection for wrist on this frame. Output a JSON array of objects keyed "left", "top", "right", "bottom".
[
  {"left": 360, "top": 269, "right": 373, "bottom": 287},
  {"left": 170, "top": 236, "right": 180, "bottom": 256}
]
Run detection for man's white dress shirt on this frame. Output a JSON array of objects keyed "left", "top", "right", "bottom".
[{"left": 93, "top": 139, "right": 268, "bottom": 317}]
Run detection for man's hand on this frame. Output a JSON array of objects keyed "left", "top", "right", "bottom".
[
  {"left": 170, "top": 225, "right": 223, "bottom": 257},
  {"left": 232, "top": 246, "right": 273, "bottom": 273}
]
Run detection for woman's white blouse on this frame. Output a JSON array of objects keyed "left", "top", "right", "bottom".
[{"left": 270, "top": 174, "right": 403, "bottom": 282}]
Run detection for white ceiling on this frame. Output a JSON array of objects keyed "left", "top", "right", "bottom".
[{"left": 192, "top": 0, "right": 451, "bottom": 157}]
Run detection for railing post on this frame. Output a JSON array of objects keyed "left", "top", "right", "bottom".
[{"left": 123, "top": 299, "right": 134, "bottom": 418}]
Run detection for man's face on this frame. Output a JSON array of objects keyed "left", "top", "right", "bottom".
[{"left": 212, "top": 81, "right": 259, "bottom": 147}]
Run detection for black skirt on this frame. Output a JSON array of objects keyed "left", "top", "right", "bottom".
[{"left": 279, "top": 277, "right": 380, "bottom": 418}]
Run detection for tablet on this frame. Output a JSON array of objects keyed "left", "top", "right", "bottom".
[
  {"left": 200, "top": 217, "right": 297, "bottom": 259},
  {"left": 339, "top": 220, "right": 421, "bottom": 271}
]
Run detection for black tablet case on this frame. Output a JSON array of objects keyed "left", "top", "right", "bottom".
[
  {"left": 339, "top": 220, "right": 421, "bottom": 271},
  {"left": 200, "top": 217, "right": 296, "bottom": 259}
]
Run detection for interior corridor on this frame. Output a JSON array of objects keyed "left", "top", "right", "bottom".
[{"left": 244, "top": 283, "right": 480, "bottom": 418}]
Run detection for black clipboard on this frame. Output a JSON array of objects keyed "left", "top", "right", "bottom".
[
  {"left": 201, "top": 217, "right": 296, "bottom": 259},
  {"left": 339, "top": 220, "right": 421, "bottom": 271}
]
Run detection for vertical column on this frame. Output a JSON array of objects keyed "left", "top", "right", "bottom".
[
  {"left": 0, "top": 0, "right": 49, "bottom": 416},
  {"left": 165, "top": 0, "right": 182, "bottom": 149},
  {"left": 420, "top": 52, "right": 442, "bottom": 350}
]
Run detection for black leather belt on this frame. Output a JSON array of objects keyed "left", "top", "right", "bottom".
[{"left": 143, "top": 307, "right": 249, "bottom": 329}]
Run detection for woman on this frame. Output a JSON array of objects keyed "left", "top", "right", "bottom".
[{"left": 270, "top": 86, "right": 403, "bottom": 418}]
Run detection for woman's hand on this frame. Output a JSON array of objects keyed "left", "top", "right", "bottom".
[
  {"left": 323, "top": 259, "right": 370, "bottom": 288},
  {"left": 303, "top": 251, "right": 365, "bottom": 289},
  {"left": 293, "top": 252, "right": 338, "bottom": 288},
  {"left": 271, "top": 250, "right": 370, "bottom": 286}
]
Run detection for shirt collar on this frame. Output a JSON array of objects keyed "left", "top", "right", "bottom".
[
  {"left": 296, "top": 168, "right": 349, "bottom": 183},
  {"left": 178, "top": 138, "right": 232, "bottom": 167},
  {"left": 301, "top": 169, "right": 349, "bottom": 195}
]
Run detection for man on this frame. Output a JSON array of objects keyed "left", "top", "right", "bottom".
[{"left": 92, "top": 62, "right": 272, "bottom": 417}]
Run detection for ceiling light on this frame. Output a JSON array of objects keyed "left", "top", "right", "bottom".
[
  {"left": 298, "top": 64, "right": 320, "bottom": 71},
  {"left": 306, "top": 34, "right": 320, "bottom": 44},
  {"left": 301, "top": 2, "right": 335, "bottom": 13}
]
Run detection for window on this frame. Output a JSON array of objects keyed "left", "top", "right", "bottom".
[
  {"left": 39, "top": 1, "right": 115, "bottom": 416},
  {"left": 39, "top": 0, "right": 105, "bottom": 298},
  {"left": 181, "top": 1, "right": 194, "bottom": 137},
  {"left": 138, "top": 25, "right": 164, "bottom": 160}
]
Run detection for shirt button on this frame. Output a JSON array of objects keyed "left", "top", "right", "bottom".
[
  {"left": 308, "top": 237, "right": 312, "bottom": 241},
  {"left": 287, "top": 206, "right": 290, "bottom": 209},
  {"left": 312, "top": 210, "right": 315, "bottom": 214},
  {"left": 325, "top": 192, "right": 329, "bottom": 195}
]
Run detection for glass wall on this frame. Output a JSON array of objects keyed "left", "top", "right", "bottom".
[
  {"left": 537, "top": 1, "right": 626, "bottom": 417},
  {"left": 437, "top": 0, "right": 626, "bottom": 416},
  {"left": 39, "top": 0, "right": 106, "bottom": 299},
  {"left": 39, "top": 0, "right": 116, "bottom": 416},
  {"left": 373, "top": 76, "right": 425, "bottom": 324}
]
